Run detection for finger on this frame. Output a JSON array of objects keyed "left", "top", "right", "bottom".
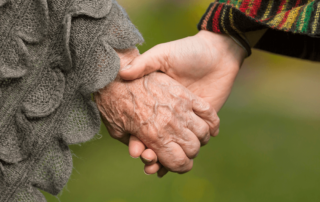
[
  {"left": 157, "top": 142, "right": 193, "bottom": 174},
  {"left": 175, "top": 129, "right": 201, "bottom": 159},
  {"left": 115, "top": 47, "right": 141, "bottom": 69},
  {"left": 119, "top": 44, "right": 169, "bottom": 81},
  {"left": 213, "top": 128, "right": 220, "bottom": 137},
  {"left": 140, "top": 149, "right": 158, "bottom": 165},
  {"left": 157, "top": 166, "right": 169, "bottom": 178},
  {"left": 188, "top": 113, "right": 211, "bottom": 146},
  {"left": 144, "top": 163, "right": 161, "bottom": 175},
  {"left": 129, "top": 136, "right": 146, "bottom": 158},
  {"left": 192, "top": 97, "right": 220, "bottom": 137}
]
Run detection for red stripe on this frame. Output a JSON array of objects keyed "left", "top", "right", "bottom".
[
  {"left": 295, "top": 0, "right": 301, "bottom": 7},
  {"left": 278, "top": 10, "right": 290, "bottom": 28},
  {"left": 212, "top": 4, "right": 224, "bottom": 33},
  {"left": 240, "top": 0, "right": 251, "bottom": 13},
  {"left": 227, "top": 0, "right": 231, "bottom": 4},
  {"left": 249, "top": 0, "right": 262, "bottom": 17},
  {"left": 277, "top": 0, "right": 287, "bottom": 14}
]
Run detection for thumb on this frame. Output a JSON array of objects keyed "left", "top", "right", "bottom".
[{"left": 119, "top": 45, "right": 169, "bottom": 80}]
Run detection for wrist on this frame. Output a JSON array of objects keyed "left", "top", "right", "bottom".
[{"left": 196, "top": 30, "right": 246, "bottom": 69}]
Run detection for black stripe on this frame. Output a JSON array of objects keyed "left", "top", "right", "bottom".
[
  {"left": 206, "top": 3, "right": 221, "bottom": 32},
  {"left": 256, "top": 0, "right": 272, "bottom": 19},
  {"left": 268, "top": 0, "right": 282, "bottom": 18}
]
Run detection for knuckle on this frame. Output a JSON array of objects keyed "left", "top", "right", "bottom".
[
  {"left": 171, "top": 158, "right": 188, "bottom": 171},
  {"left": 140, "top": 129, "right": 159, "bottom": 146},
  {"left": 187, "top": 147, "right": 199, "bottom": 159},
  {"left": 212, "top": 128, "right": 220, "bottom": 137},
  {"left": 198, "top": 123, "right": 210, "bottom": 137},
  {"left": 178, "top": 160, "right": 193, "bottom": 174},
  {"left": 201, "top": 134, "right": 211, "bottom": 146},
  {"left": 147, "top": 130, "right": 159, "bottom": 142}
]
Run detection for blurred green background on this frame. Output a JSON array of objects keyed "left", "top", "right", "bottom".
[{"left": 44, "top": 0, "right": 320, "bottom": 201}]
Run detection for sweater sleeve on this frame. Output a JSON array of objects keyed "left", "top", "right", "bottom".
[
  {"left": 198, "top": 0, "right": 320, "bottom": 62},
  {"left": 0, "top": 0, "right": 144, "bottom": 201}
]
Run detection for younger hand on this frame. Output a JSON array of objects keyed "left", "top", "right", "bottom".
[{"left": 119, "top": 30, "right": 246, "bottom": 112}]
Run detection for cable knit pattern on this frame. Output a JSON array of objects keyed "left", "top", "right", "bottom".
[{"left": 0, "top": 0, "right": 144, "bottom": 201}]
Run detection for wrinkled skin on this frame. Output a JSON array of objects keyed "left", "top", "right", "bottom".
[
  {"left": 120, "top": 30, "right": 247, "bottom": 112},
  {"left": 94, "top": 71, "right": 220, "bottom": 174},
  {"left": 116, "top": 30, "right": 247, "bottom": 175},
  {"left": 95, "top": 29, "right": 248, "bottom": 177}
]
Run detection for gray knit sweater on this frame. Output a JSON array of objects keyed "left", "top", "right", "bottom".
[{"left": 0, "top": 0, "right": 143, "bottom": 201}]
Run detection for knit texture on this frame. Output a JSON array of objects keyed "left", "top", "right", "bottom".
[
  {"left": 0, "top": 0, "right": 143, "bottom": 201},
  {"left": 198, "top": 0, "right": 320, "bottom": 61}
]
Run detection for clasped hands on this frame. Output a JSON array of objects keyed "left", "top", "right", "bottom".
[{"left": 94, "top": 30, "right": 246, "bottom": 177}]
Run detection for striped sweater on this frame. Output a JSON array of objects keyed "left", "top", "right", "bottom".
[{"left": 198, "top": 0, "right": 320, "bottom": 61}]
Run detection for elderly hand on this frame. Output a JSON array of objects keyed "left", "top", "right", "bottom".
[
  {"left": 119, "top": 30, "right": 247, "bottom": 112},
  {"left": 94, "top": 48, "right": 220, "bottom": 177}
]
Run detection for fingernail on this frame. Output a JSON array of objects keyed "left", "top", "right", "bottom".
[
  {"left": 144, "top": 170, "right": 150, "bottom": 175},
  {"left": 130, "top": 155, "right": 139, "bottom": 159},
  {"left": 121, "top": 65, "right": 132, "bottom": 71},
  {"left": 142, "top": 157, "right": 152, "bottom": 163}
]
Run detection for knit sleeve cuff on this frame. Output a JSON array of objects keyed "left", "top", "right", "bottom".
[{"left": 198, "top": 1, "right": 320, "bottom": 62}]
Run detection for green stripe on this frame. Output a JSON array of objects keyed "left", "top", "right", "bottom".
[
  {"left": 231, "top": 0, "right": 238, "bottom": 6},
  {"left": 295, "top": 6, "right": 307, "bottom": 32},
  {"left": 237, "top": 0, "right": 243, "bottom": 8},
  {"left": 218, "top": 0, "right": 241, "bottom": 8},
  {"left": 301, "top": 1, "right": 315, "bottom": 33}
]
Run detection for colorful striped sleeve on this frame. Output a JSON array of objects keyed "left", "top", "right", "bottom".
[{"left": 198, "top": 0, "right": 320, "bottom": 62}]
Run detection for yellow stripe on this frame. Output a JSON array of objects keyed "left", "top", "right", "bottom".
[
  {"left": 267, "top": 12, "right": 287, "bottom": 27},
  {"left": 312, "top": 3, "right": 320, "bottom": 34},
  {"left": 229, "top": 8, "right": 242, "bottom": 35},
  {"left": 261, "top": 0, "right": 273, "bottom": 20},
  {"left": 267, "top": 0, "right": 290, "bottom": 26},
  {"left": 221, "top": 7, "right": 229, "bottom": 34},
  {"left": 281, "top": 0, "right": 290, "bottom": 12},
  {"left": 282, "top": 7, "right": 302, "bottom": 30},
  {"left": 236, "top": 0, "right": 243, "bottom": 9},
  {"left": 246, "top": 0, "right": 255, "bottom": 15}
]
